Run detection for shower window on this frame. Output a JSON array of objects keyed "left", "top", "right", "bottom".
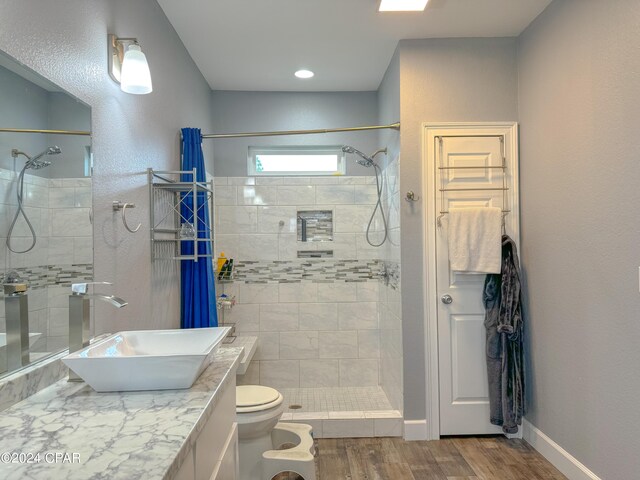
[{"left": 248, "top": 146, "right": 346, "bottom": 176}]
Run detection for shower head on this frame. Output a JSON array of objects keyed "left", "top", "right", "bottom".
[
  {"left": 24, "top": 145, "right": 60, "bottom": 170},
  {"left": 342, "top": 145, "right": 375, "bottom": 167},
  {"left": 30, "top": 146, "right": 61, "bottom": 162}
]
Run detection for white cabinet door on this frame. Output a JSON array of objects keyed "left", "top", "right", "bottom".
[{"left": 426, "top": 124, "right": 519, "bottom": 436}]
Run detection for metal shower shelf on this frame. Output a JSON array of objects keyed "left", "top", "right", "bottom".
[
  {"left": 148, "top": 168, "right": 214, "bottom": 262},
  {"left": 151, "top": 181, "right": 214, "bottom": 194}
]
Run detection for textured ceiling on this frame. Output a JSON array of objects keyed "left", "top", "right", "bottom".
[{"left": 158, "top": 0, "right": 551, "bottom": 91}]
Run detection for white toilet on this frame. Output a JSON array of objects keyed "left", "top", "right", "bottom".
[{"left": 236, "top": 385, "right": 285, "bottom": 480}]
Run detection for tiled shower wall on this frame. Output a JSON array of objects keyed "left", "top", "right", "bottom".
[
  {"left": 0, "top": 167, "right": 92, "bottom": 355},
  {"left": 219, "top": 277, "right": 381, "bottom": 389},
  {"left": 213, "top": 176, "right": 383, "bottom": 260},
  {"left": 377, "top": 156, "right": 403, "bottom": 413},
  {"left": 213, "top": 175, "right": 385, "bottom": 389}
]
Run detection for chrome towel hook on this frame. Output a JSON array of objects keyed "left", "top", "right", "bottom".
[
  {"left": 405, "top": 191, "right": 419, "bottom": 202},
  {"left": 112, "top": 201, "right": 142, "bottom": 233}
]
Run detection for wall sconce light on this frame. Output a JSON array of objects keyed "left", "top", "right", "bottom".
[{"left": 108, "top": 34, "right": 153, "bottom": 95}]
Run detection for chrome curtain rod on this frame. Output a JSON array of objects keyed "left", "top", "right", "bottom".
[
  {"left": 0, "top": 128, "right": 91, "bottom": 136},
  {"left": 201, "top": 122, "right": 400, "bottom": 139}
]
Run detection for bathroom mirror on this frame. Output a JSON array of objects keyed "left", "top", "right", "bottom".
[{"left": 0, "top": 50, "right": 92, "bottom": 377}]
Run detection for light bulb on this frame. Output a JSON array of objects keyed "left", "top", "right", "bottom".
[
  {"left": 295, "top": 70, "right": 314, "bottom": 79},
  {"left": 378, "top": 0, "right": 429, "bottom": 11},
  {"left": 120, "top": 44, "right": 153, "bottom": 94}
]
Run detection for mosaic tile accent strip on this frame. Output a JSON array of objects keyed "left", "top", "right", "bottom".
[
  {"left": 48, "top": 264, "right": 94, "bottom": 287},
  {"left": 297, "top": 210, "right": 333, "bottom": 242},
  {"left": 2, "top": 264, "right": 93, "bottom": 290},
  {"left": 297, "top": 250, "right": 333, "bottom": 259},
  {"left": 233, "top": 259, "right": 380, "bottom": 283}
]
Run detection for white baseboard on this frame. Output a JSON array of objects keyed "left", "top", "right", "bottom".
[
  {"left": 403, "top": 419, "right": 428, "bottom": 441},
  {"left": 523, "top": 419, "right": 601, "bottom": 480}
]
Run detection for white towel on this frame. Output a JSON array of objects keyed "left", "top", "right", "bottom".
[{"left": 447, "top": 207, "right": 502, "bottom": 274}]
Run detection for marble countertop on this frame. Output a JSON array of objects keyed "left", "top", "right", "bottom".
[
  {"left": 228, "top": 335, "right": 257, "bottom": 375},
  {"left": 0, "top": 346, "right": 242, "bottom": 480}
]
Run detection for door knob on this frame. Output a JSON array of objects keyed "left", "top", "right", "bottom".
[{"left": 441, "top": 294, "right": 453, "bottom": 305}]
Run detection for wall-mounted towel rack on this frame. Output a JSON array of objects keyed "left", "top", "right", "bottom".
[
  {"left": 113, "top": 201, "right": 142, "bottom": 233},
  {"left": 436, "top": 135, "right": 511, "bottom": 227},
  {"left": 148, "top": 168, "right": 214, "bottom": 262}
]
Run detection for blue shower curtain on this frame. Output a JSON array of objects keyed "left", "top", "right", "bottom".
[{"left": 180, "top": 128, "right": 218, "bottom": 328}]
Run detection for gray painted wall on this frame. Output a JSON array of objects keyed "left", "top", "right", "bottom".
[
  {"left": 518, "top": 1, "right": 640, "bottom": 477},
  {"left": 377, "top": 50, "right": 400, "bottom": 172},
  {"left": 0, "top": 0, "right": 214, "bottom": 334},
  {"left": 210, "top": 91, "right": 379, "bottom": 177},
  {"left": 0, "top": 64, "right": 90, "bottom": 179},
  {"left": 398, "top": 38, "right": 519, "bottom": 421},
  {"left": 47, "top": 92, "right": 92, "bottom": 179},
  {"left": 0, "top": 65, "right": 49, "bottom": 174}
]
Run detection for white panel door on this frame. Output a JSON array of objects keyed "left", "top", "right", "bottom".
[{"left": 427, "top": 124, "right": 519, "bottom": 436}]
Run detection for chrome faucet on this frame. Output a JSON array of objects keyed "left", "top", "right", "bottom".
[
  {"left": 68, "top": 282, "right": 127, "bottom": 381},
  {"left": 1, "top": 271, "right": 22, "bottom": 284},
  {"left": 71, "top": 282, "right": 128, "bottom": 307}
]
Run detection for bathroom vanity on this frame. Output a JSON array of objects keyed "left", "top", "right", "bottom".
[{"left": 0, "top": 347, "right": 242, "bottom": 480}]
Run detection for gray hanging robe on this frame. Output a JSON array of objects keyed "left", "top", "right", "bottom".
[{"left": 483, "top": 235, "right": 525, "bottom": 434}]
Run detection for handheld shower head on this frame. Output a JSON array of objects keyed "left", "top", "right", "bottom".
[
  {"left": 29, "top": 145, "right": 61, "bottom": 162},
  {"left": 341, "top": 145, "right": 389, "bottom": 247},
  {"left": 6, "top": 145, "right": 61, "bottom": 254},
  {"left": 341, "top": 146, "right": 356, "bottom": 154},
  {"left": 341, "top": 145, "right": 375, "bottom": 167}
]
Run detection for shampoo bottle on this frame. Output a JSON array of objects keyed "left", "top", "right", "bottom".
[{"left": 216, "top": 253, "right": 227, "bottom": 274}]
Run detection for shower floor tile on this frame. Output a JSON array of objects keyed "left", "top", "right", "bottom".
[
  {"left": 275, "top": 387, "right": 402, "bottom": 438},
  {"left": 280, "top": 386, "right": 393, "bottom": 414}
]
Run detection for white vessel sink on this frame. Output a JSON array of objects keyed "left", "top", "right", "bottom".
[{"left": 62, "top": 327, "right": 230, "bottom": 392}]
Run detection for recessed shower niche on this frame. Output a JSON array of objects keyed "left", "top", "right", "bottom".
[
  {"left": 296, "top": 210, "right": 333, "bottom": 242},
  {"left": 297, "top": 209, "right": 333, "bottom": 258}
]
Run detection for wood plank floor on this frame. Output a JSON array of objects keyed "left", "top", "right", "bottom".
[{"left": 275, "top": 436, "right": 567, "bottom": 480}]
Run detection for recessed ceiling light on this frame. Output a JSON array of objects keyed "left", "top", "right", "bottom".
[
  {"left": 378, "top": 0, "right": 429, "bottom": 12},
  {"left": 295, "top": 69, "right": 314, "bottom": 79}
]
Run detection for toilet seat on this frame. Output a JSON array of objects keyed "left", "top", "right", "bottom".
[{"left": 236, "top": 385, "right": 284, "bottom": 413}]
